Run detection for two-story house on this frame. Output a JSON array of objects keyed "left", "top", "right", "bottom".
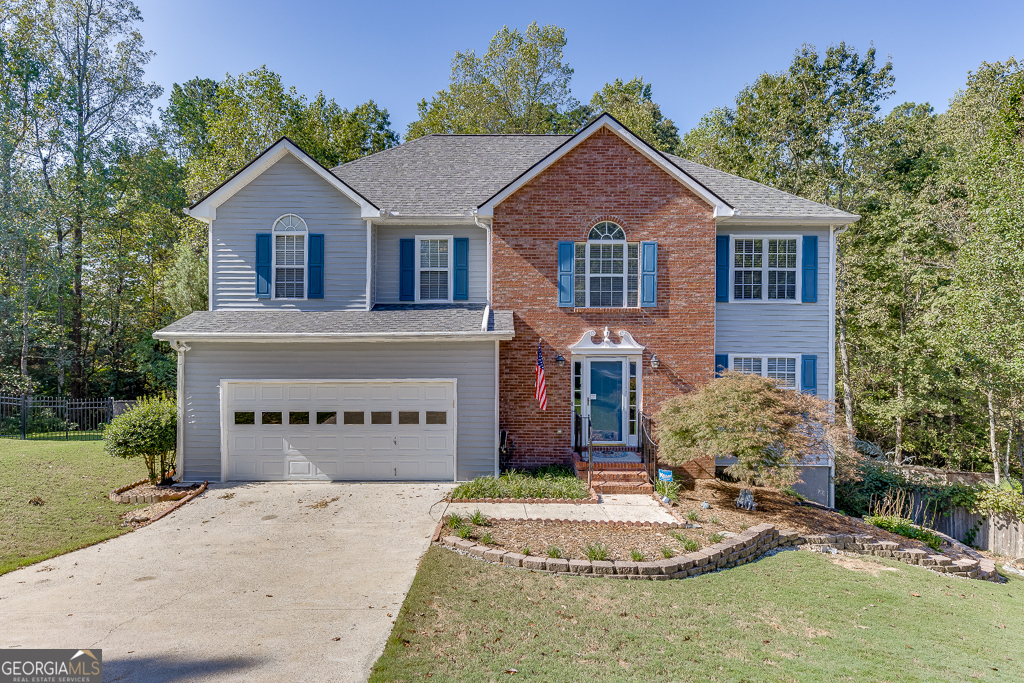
[{"left": 154, "top": 114, "right": 857, "bottom": 506}]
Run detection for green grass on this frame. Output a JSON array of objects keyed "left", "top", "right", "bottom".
[
  {"left": 450, "top": 466, "right": 589, "bottom": 500},
  {"left": 371, "top": 546, "right": 1024, "bottom": 682},
  {"left": 0, "top": 439, "right": 148, "bottom": 575}
]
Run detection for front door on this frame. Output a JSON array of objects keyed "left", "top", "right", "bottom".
[{"left": 587, "top": 359, "right": 624, "bottom": 442}]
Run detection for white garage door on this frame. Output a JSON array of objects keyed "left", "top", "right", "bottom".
[{"left": 223, "top": 380, "right": 455, "bottom": 481}]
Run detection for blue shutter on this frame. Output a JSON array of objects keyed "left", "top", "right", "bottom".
[
  {"left": 714, "top": 354, "right": 729, "bottom": 378},
  {"left": 453, "top": 237, "right": 469, "bottom": 300},
  {"left": 399, "top": 238, "right": 414, "bottom": 301},
  {"left": 307, "top": 233, "right": 324, "bottom": 299},
  {"left": 801, "top": 355, "right": 818, "bottom": 395},
  {"left": 557, "top": 241, "right": 574, "bottom": 307},
  {"left": 640, "top": 241, "right": 658, "bottom": 307},
  {"left": 255, "top": 233, "right": 271, "bottom": 299},
  {"left": 715, "top": 235, "right": 729, "bottom": 302},
  {"left": 802, "top": 235, "right": 818, "bottom": 303}
]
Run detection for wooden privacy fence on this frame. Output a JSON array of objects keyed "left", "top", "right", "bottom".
[
  {"left": 0, "top": 394, "right": 137, "bottom": 441},
  {"left": 908, "top": 492, "right": 1024, "bottom": 559}
]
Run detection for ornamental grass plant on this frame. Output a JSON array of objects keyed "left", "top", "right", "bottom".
[{"left": 450, "top": 466, "right": 589, "bottom": 500}]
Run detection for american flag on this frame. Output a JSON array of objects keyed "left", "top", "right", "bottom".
[{"left": 535, "top": 341, "right": 547, "bottom": 411}]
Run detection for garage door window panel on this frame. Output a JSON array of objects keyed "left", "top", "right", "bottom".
[
  {"left": 234, "top": 411, "right": 255, "bottom": 425},
  {"left": 344, "top": 411, "right": 364, "bottom": 425},
  {"left": 399, "top": 411, "right": 420, "bottom": 425},
  {"left": 262, "top": 412, "right": 283, "bottom": 425},
  {"left": 316, "top": 412, "right": 337, "bottom": 424},
  {"left": 371, "top": 411, "right": 392, "bottom": 425},
  {"left": 425, "top": 411, "right": 447, "bottom": 425},
  {"left": 289, "top": 411, "right": 309, "bottom": 425}
]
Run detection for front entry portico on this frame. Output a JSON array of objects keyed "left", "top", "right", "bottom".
[{"left": 571, "top": 328, "right": 644, "bottom": 448}]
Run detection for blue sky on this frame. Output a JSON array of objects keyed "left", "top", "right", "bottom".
[{"left": 135, "top": 0, "right": 1022, "bottom": 136}]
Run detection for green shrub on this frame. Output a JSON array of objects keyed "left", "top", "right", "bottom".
[
  {"left": 546, "top": 546, "right": 563, "bottom": 559},
  {"left": 584, "top": 542, "right": 609, "bottom": 561},
  {"left": 457, "top": 525, "right": 474, "bottom": 540},
  {"left": 450, "top": 466, "right": 589, "bottom": 500},
  {"left": 445, "top": 513, "right": 464, "bottom": 529},
  {"left": 469, "top": 509, "right": 490, "bottom": 526},
  {"left": 708, "top": 533, "right": 725, "bottom": 544},
  {"left": 629, "top": 548, "right": 644, "bottom": 562},
  {"left": 865, "top": 515, "right": 944, "bottom": 551},
  {"left": 655, "top": 479, "right": 680, "bottom": 502},
  {"left": 103, "top": 394, "right": 176, "bottom": 483},
  {"left": 661, "top": 546, "right": 674, "bottom": 559},
  {"left": 479, "top": 531, "right": 494, "bottom": 545}
]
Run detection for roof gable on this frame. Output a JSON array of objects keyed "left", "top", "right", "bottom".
[
  {"left": 475, "top": 113, "right": 734, "bottom": 219},
  {"left": 186, "top": 137, "right": 378, "bottom": 222}
]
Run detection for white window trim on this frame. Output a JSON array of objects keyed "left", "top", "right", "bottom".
[
  {"left": 571, "top": 353, "right": 642, "bottom": 447},
  {"left": 272, "top": 214, "right": 308, "bottom": 301},
  {"left": 728, "top": 353, "right": 800, "bottom": 389},
  {"left": 415, "top": 235, "right": 453, "bottom": 303},
  {"left": 729, "top": 234, "right": 803, "bottom": 304},
  {"left": 575, "top": 240, "right": 641, "bottom": 309}
]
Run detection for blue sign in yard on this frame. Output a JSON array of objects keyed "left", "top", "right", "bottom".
[{"left": 658, "top": 469, "right": 673, "bottom": 482}]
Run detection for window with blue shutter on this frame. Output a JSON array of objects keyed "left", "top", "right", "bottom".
[
  {"left": 640, "top": 241, "right": 657, "bottom": 307},
  {"left": 453, "top": 237, "right": 469, "bottom": 300},
  {"left": 399, "top": 238, "right": 414, "bottom": 301},
  {"left": 715, "top": 235, "right": 729, "bottom": 302},
  {"left": 255, "top": 233, "right": 271, "bottom": 299},
  {"left": 307, "top": 233, "right": 324, "bottom": 299},
  {"left": 714, "top": 354, "right": 728, "bottom": 378},
  {"left": 557, "top": 241, "right": 574, "bottom": 307},
  {"left": 802, "top": 235, "right": 818, "bottom": 303},
  {"left": 801, "top": 355, "right": 817, "bottom": 395}
]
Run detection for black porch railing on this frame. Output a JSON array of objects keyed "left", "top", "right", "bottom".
[
  {"left": 0, "top": 395, "right": 136, "bottom": 441},
  {"left": 640, "top": 413, "right": 658, "bottom": 484}
]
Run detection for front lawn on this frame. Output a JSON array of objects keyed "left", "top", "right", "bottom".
[
  {"left": 0, "top": 439, "right": 148, "bottom": 575},
  {"left": 450, "top": 466, "right": 590, "bottom": 500},
  {"left": 371, "top": 546, "right": 1024, "bottom": 682}
]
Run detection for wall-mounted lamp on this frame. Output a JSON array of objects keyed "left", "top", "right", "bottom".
[
  {"left": 650, "top": 354, "right": 660, "bottom": 369},
  {"left": 555, "top": 354, "right": 565, "bottom": 367}
]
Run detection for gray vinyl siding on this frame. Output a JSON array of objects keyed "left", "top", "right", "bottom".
[
  {"left": 714, "top": 226, "right": 830, "bottom": 394},
  {"left": 180, "top": 341, "right": 496, "bottom": 481},
  {"left": 211, "top": 153, "right": 367, "bottom": 311},
  {"left": 374, "top": 225, "right": 488, "bottom": 303}
]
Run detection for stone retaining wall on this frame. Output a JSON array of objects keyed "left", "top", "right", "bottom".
[
  {"left": 800, "top": 533, "right": 999, "bottom": 582},
  {"left": 109, "top": 479, "right": 193, "bottom": 505},
  {"left": 438, "top": 523, "right": 1001, "bottom": 582},
  {"left": 440, "top": 523, "right": 789, "bottom": 580}
]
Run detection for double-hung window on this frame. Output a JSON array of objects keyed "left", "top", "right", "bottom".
[
  {"left": 273, "top": 214, "right": 307, "bottom": 299},
  {"left": 573, "top": 222, "right": 640, "bottom": 308},
  {"left": 732, "top": 237, "right": 799, "bottom": 301},
  {"left": 731, "top": 354, "right": 798, "bottom": 389},
  {"left": 416, "top": 236, "right": 451, "bottom": 301}
]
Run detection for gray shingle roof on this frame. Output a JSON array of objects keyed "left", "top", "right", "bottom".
[
  {"left": 331, "top": 134, "right": 857, "bottom": 221},
  {"left": 153, "top": 303, "right": 514, "bottom": 339},
  {"left": 332, "top": 135, "right": 568, "bottom": 216},
  {"left": 664, "top": 154, "right": 856, "bottom": 220}
]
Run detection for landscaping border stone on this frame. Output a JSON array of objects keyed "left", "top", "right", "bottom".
[
  {"left": 146, "top": 481, "right": 208, "bottom": 523},
  {"left": 436, "top": 521, "right": 1001, "bottom": 582},
  {"left": 484, "top": 517, "right": 682, "bottom": 528},
  {"left": 448, "top": 495, "right": 599, "bottom": 505},
  {"left": 110, "top": 475, "right": 195, "bottom": 505}
]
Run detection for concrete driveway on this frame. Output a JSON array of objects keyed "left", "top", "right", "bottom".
[{"left": 0, "top": 482, "right": 453, "bottom": 682}]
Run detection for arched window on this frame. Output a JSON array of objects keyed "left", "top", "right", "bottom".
[
  {"left": 273, "top": 214, "right": 307, "bottom": 298},
  {"left": 588, "top": 221, "right": 626, "bottom": 241},
  {"left": 573, "top": 221, "right": 639, "bottom": 307}
]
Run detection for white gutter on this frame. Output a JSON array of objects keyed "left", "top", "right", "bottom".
[{"left": 152, "top": 331, "right": 514, "bottom": 343}]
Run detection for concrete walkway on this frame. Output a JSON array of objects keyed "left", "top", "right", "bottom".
[
  {"left": 0, "top": 481, "right": 454, "bottom": 683},
  {"left": 444, "top": 493, "right": 676, "bottom": 523}
]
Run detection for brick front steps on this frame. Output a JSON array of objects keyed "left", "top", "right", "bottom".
[
  {"left": 572, "top": 453, "right": 654, "bottom": 495},
  {"left": 438, "top": 524, "right": 1001, "bottom": 582}
]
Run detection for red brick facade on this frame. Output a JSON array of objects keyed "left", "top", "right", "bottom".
[{"left": 492, "top": 128, "right": 717, "bottom": 468}]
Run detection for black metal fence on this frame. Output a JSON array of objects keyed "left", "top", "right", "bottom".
[{"left": 0, "top": 395, "right": 137, "bottom": 441}]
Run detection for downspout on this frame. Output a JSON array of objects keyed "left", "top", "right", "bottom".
[
  {"left": 170, "top": 340, "right": 191, "bottom": 482},
  {"left": 472, "top": 210, "right": 492, "bottom": 305}
]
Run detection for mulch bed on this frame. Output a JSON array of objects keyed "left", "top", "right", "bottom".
[
  {"left": 112, "top": 481, "right": 202, "bottom": 504},
  {"left": 469, "top": 520, "right": 709, "bottom": 562},
  {"left": 673, "top": 478, "right": 935, "bottom": 552}
]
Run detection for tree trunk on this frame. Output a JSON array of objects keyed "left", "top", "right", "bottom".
[
  {"left": 895, "top": 382, "right": 905, "bottom": 464},
  {"left": 987, "top": 388, "right": 1000, "bottom": 487}
]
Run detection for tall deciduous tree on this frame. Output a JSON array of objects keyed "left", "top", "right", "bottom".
[
  {"left": 406, "top": 22, "right": 580, "bottom": 138},
  {"left": 32, "top": 0, "right": 161, "bottom": 397},
  {"left": 589, "top": 77, "right": 679, "bottom": 151}
]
